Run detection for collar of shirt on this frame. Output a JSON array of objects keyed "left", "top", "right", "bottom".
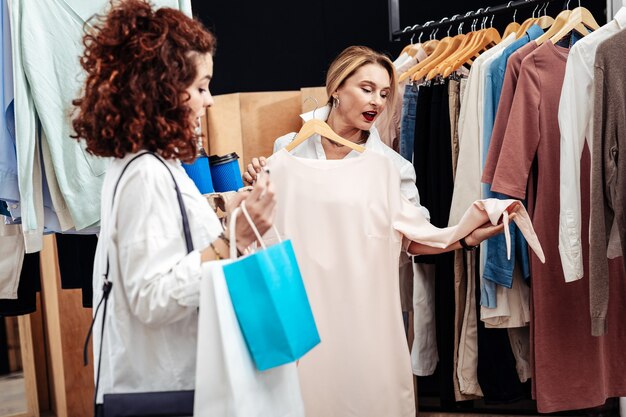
[
  {"left": 298, "top": 105, "right": 385, "bottom": 159},
  {"left": 615, "top": 7, "right": 626, "bottom": 28},
  {"left": 397, "top": 56, "right": 419, "bottom": 74},
  {"left": 525, "top": 24, "right": 544, "bottom": 41},
  {"left": 415, "top": 47, "right": 428, "bottom": 63}
]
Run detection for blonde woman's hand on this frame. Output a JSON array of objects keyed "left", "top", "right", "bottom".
[
  {"left": 242, "top": 157, "right": 267, "bottom": 186},
  {"left": 464, "top": 212, "right": 518, "bottom": 247},
  {"left": 234, "top": 170, "right": 276, "bottom": 250}
]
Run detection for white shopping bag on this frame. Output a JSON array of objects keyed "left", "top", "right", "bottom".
[{"left": 194, "top": 261, "right": 305, "bottom": 417}]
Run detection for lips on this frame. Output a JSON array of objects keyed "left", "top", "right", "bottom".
[{"left": 362, "top": 111, "right": 377, "bottom": 122}]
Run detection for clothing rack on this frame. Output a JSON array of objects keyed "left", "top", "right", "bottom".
[{"left": 389, "top": 0, "right": 564, "bottom": 41}]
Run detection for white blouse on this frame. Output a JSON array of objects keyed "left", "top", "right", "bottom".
[{"left": 91, "top": 152, "right": 222, "bottom": 403}]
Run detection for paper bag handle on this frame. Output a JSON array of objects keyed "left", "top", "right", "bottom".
[{"left": 227, "top": 200, "right": 281, "bottom": 258}]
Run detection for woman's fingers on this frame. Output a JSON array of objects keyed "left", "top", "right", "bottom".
[
  {"left": 242, "top": 171, "right": 255, "bottom": 186},
  {"left": 243, "top": 157, "right": 268, "bottom": 185},
  {"left": 247, "top": 180, "right": 276, "bottom": 234}
]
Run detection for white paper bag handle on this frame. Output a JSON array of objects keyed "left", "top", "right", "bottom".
[
  {"left": 228, "top": 207, "right": 241, "bottom": 259},
  {"left": 227, "top": 200, "right": 281, "bottom": 258}
]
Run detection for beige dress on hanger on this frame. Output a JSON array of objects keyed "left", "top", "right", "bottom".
[{"left": 266, "top": 149, "right": 543, "bottom": 417}]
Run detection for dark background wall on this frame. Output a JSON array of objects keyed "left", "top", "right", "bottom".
[{"left": 191, "top": 0, "right": 606, "bottom": 96}]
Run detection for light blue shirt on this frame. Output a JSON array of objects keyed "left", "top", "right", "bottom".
[
  {"left": 479, "top": 25, "right": 543, "bottom": 308},
  {"left": 0, "top": 0, "right": 18, "bottom": 209},
  {"left": 10, "top": 0, "right": 192, "bottom": 243},
  {"left": 482, "top": 25, "right": 544, "bottom": 169}
]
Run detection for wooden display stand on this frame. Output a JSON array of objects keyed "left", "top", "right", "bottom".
[{"left": 30, "top": 235, "right": 94, "bottom": 417}]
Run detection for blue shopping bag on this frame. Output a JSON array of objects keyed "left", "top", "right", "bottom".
[{"left": 222, "top": 203, "right": 320, "bottom": 371}]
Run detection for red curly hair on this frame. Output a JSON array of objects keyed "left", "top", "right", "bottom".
[{"left": 72, "top": 0, "right": 216, "bottom": 162}]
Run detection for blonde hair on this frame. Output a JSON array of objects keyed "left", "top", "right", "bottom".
[{"left": 325, "top": 46, "right": 397, "bottom": 107}]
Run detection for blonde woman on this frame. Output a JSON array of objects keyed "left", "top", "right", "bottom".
[
  {"left": 243, "top": 46, "right": 506, "bottom": 417},
  {"left": 245, "top": 46, "right": 501, "bottom": 253}
]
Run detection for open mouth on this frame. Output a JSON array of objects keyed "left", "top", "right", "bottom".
[{"left": 362, "top": 111, "right": 377, "bottom": 122}]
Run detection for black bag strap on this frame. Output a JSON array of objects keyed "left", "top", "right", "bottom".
[{"left": 83, "top": 151, "right": 194, "bottom": 414}]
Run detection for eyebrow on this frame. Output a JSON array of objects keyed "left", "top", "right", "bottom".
[
  {"left": 200, "top": 74, "right": 212, "bottom": 81},
  {"left": 361, "top": 80, "right": 390, "bottom": 89}
]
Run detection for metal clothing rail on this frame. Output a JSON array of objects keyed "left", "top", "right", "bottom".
[{"left": 390, "top": 0, "right": 564, "bottom": 41}]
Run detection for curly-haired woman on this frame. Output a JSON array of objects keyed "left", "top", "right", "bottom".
[{"left": 71, "top": 0, "right": 276, "bottom": 405}]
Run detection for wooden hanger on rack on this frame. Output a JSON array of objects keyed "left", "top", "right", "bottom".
[
  {"left": 515, "top": 3, "right": 541, "bottom": 39},
  {"left": 441, "top": 15, "right": 501, "bottom": 78},
  {"left": 398, "top": 20, "right": 453, "bottom": 83},
  {"left": 535, "top": 2, "right": 555, "bottom": 28},
  {"left": 426, "top": 14, "right": 477, "bottom": 80},
  {"left": 398, "top": 37, "right": 451, "bottom": 82},
  {"left": 399, "top": 42, "right": 416, "bottom": 57},
  {"left": 285, "top": 119, "right": 365, "bottom": 153},
  {"left": 420, "top": 40, "right": 439, "bottom": 55},
  {"left": 502, "top": 2, "right": 521, "bottom": 38},
  {"left": 549, "top": 4, "right": 598, "bottom": 44},
  {"left": 534, "top": 9, "right": 572, "bottom": 45},
  {"left": 439, "top": 9, "right": 503, "bottom": 78},
  {"left": 429, "top": 32, "right": 475, "bottom": 79},
  {"left": 503, "top": 21, "right": 521, "bottom": 38},
  {"left": 425, "top": 33, "right": 466, "bottom": 80},
  {"left": 399, "top": 22, "right": 435, "bottom": 57}
]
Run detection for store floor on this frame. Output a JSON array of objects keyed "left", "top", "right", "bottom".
[{"left": 0, "top": 371, "right": 26, "bottom": 415}]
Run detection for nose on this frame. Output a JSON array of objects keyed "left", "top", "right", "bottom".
[
  {"left": 204, "top": 92, "right": 214, "bottom": 108},
  {"left": 370, "top": 94, "right": 383, "bottom": 108}
]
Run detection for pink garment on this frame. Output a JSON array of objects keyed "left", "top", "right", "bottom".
[
  {"left": 483, "top": 41, "right": 538, "bottom": 185},
  {"left": 266, "top": 149, "right": 543, "bottom": 417},
  {"left": 490, "top": 41, "right": 626, "bottom": 413}
]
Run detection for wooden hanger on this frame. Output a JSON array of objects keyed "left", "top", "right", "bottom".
[
  {"left": 410, "top": 37, "right": 453, "bottom": 81},
  {"left": 285, "top": 119, "right": 365, "bottom": 153},
  {"left": 536, "top": 14, "right": 555, "bottom": 29},
  {"left": 431, "top": 31, "right": 475, "bottom": 78},
  {"left": 398, "top": 36, "right": 451, "bottom": 83},
  {"left": 399, "top": 43, "right": 415, "bottom": 57},
  {"left": 398, "top": 17, "right": 454, "bottom": 82},
  {"left": 406, "top": 41, "right": 434, "bottom": 60},
  {"left": 516, "top": 17, "right": 537, "bottom": 39},
  {"left": 423, "top": 14, "right": 471, "bottom": 78},
  {"left": 442, "top": 26, "right": 501, "bottom": 78},
  {"left": 516, "top": 3, "right": 542, "bottom": 39},
  {"left": 502, "top": 2, "right": 520, "bottom": 38},
  {"left": 425, "top": 34, "right": 466, "bottom": 80},
  {"left": 399, "top": 26, "right": 419, "bottom": 56},
  {"left": 440, "top": 11, "right": 502, "bottom": 78},
  {"left": 404, "top": 43, "right": 419, "bottom": 57},
  {"left": 503, "top": 21, "right": 520, "bottom": 38},
  {"left": 535, "top": 2, "right": 554, "bottom": 29},
  {"left": 549, "top": 6, "right": 598, "bottom": 44},
  {"left": 535, "top": 9, "right": 572, "bottom": 45},
  {"left": 421, "top": 39, "right": 440, "bottom": 55},
  {"left": 399, "top": 21, "right": 437, "bottom": 58}
]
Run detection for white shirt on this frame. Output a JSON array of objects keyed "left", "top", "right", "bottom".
[
  {"left": 92, "top": 153, "right": 222, "bottom": 403},
  {"left": 557, "top": 7, "right": 626, "bottom": 282},
  {"left": 273, "top": 105, "right": 431, "bottom": 220},
  {"left": 448, "top": 33, "right": 517, "bottom": 226}
]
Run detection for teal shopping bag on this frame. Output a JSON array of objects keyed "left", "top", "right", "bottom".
[{"left": 222, "top": 203, "right": 320, "bottom": 371}]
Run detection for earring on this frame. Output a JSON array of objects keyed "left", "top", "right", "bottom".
[{"left": 333, "top": 96, "right": 340, "bottom": 109}]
